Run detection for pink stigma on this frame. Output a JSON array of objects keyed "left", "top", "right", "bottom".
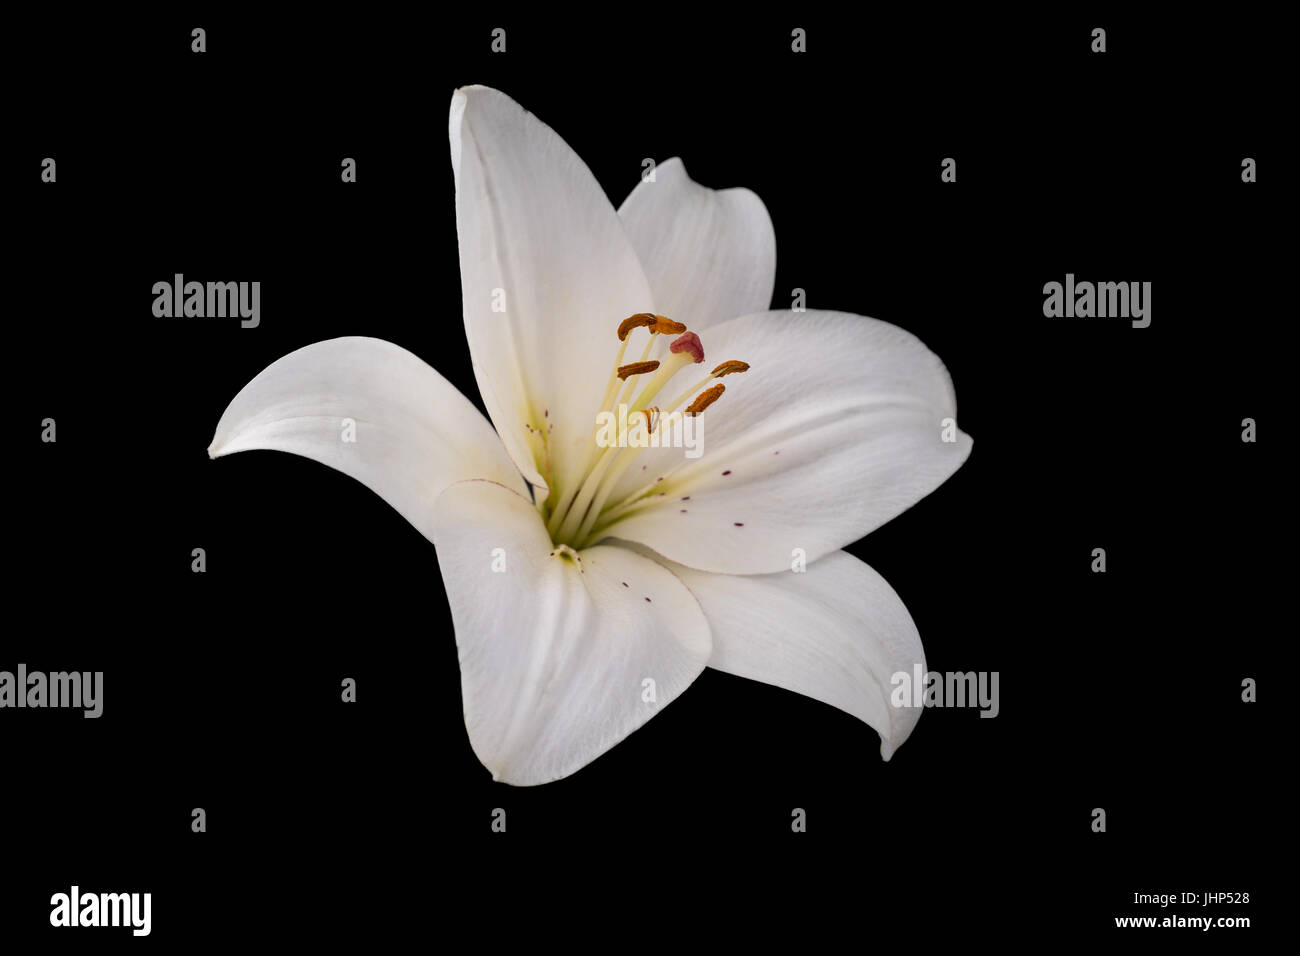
[{"left": 669, "top": 331, "right": 705, "bottom": 364}]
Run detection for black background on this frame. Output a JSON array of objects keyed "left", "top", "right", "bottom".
[{"left": 5, "top": 8, "right": 1280, "bottom": 945}]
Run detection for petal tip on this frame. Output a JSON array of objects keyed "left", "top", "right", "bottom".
[{"left": 450, "top": 84, "right": 500, "bottom": 117}]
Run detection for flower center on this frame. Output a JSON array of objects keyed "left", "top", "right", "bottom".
[{"left": 543, "top": 313, "right": 749, "bottom": 550}]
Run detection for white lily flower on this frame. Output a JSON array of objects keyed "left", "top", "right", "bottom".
[{"left": 208, "top": 85, "right": 972, "bottom": 785}]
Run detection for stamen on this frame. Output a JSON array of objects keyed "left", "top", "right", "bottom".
[
  {"left": 651, "top": 316, "right": 687, "bottom": 334},
  {"left": 617, "top": 313, "right": 657, "bottom": 341},
  {"left": 549, "top": 313, "right": 665, "bottom": 538},
  {"left": 618, "top": 360, "right": 660, "bottom": 380},
  {"left": 685, "top": 383, "right": 725, "bottom": 416},
  {"left": 711, "top": 360, "right": 750, "bottom": 377},
  {"left": 659, "top": 357, "right": 750, "bottom": 417},
  {"left": 615, "top": 319, "right": 665, "bottom": 408}
]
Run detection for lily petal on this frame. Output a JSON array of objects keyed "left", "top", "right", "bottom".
[
  {"left": 668, "top": 550, "right": 926, "bottom": 760},
  {"left": 209, "top": 336, "right": 525, "bottom": 544},
  {"left": 602, "top": 310, "right": 972, "bottom": 574},
  {"left": 450, "top": 85, "right": 656, "bottom": 499},
  {"left": 433, "top": 479, "right": 712, "bottom": 785},
  {"left": 618, "top": 157, "right": 776, "bottom": 332}
]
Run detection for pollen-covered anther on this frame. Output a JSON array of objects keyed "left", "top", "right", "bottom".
[
  {"left": 651, "top": 316, "right": 687, "bottom": 334},
  {"left": 710, "top": 360, "right": 750, "bottom": 377},
  {"left": 639, "top": 406, "right": 661, "bottom": 433},
  {"left": 669, "top": 331, "right": 705, "bottom": 364},
  {"left": 617, "top": 313, "right": 657, "bottom": 341},
  {"left": 685, "top": 383, "right": 725, "bottom": 416},
  {"left": 618, "top": 360, "right": 660, "bottom": 380}
]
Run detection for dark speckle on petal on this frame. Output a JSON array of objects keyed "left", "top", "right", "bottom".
[{"left": 722, "top": 470, "right": 732, "bottom": 476}]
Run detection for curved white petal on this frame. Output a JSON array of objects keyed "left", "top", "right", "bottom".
[
  {"left": 618, "top": 157, "right": 776, "bottom": 332},
  {"left": 601, "top": 310, "right": 972, "bottom": 574},
  {"left": 669, "top": 550, "right": 926, "bottom": 760},
  {"left": 450, "top": 85, "right": 655, "bottom": 499},
  {"left": 208, "top": 337, "right": 525, "bottom": 544},
  {"left": 433, "top": 479, "right": 711, "bottom": 786}
]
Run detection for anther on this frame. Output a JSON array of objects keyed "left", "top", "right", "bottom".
[
  {"left": 685, "top": 383, "right": 725, "bottom": 416},
  {"left": 618, "top": 360, "right": 660, "bottom": 380},
  {"left": 651, "top": 316, "right": 687, "bottom": 334},
  {"left": 617, "top": 313, "right": 657, "bottom": 341},
  {"left": 711, "top": 360, "right": 750, "bottom": 377}
]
